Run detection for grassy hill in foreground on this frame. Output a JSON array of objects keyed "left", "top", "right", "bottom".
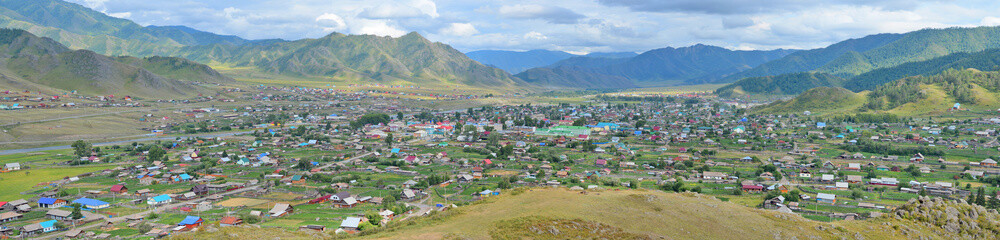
[{"left": 171, "top": 188, "right": 951, "bottom": 240}]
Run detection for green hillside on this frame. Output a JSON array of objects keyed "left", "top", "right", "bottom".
[
  {"left": 844, "top": 49, "right": 1000, "bottom": 91},
  {"left": 174, "top": 188, "right": 956, "bottom": 240},
  {"left": 715, "top": 72, "right": 844, "bottom": 97},
  {"left": 753, "top": 87, "right": 867, "bottom": 115},
  {"left": 0, "top": 28, "right": 224, "bottom": 98},
  {"left": 756, "top": 69, "right": 1000, "bottom": 116},
  {"left": 729, "top": 26, "right": 1000, "bottom": 82}
]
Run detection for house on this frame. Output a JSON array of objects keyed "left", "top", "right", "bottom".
[
  {"left": 379, "top": 209, "right": 395, "bottom": 219},
  {"left": 40, "top": 220, "right": 58, "bottom": 232},
  {"left": 110, "top": 184, "right": 128, "bottom": 194},
  {"left": 46, "top": 209, "right": 73, "bottom": 220},
  {"left": 21, "top": 223, "right": 44, "bottom": 235},
  {"left": 299, "top": 225, "right": 326, "bottom": 231},
  {"left": 742, "top": 184, "right": 764, "bottom": 193},
  {"left": 820, "top": 174, "right": 835, "bottom": 182},
  {"left": 3, "top": 163, "right": 20, "bottom": 171},
  {"left": 595, "top": 159, "right": 607, "bottom": 166},
  {"left": 191, "top": 184, "right": 209, "bottom": 195},
  {"left": 835, "top": 182, "right": 849, "bottom": 190},
  {"left": 402, "top": 189, "right": 417, "bottom": 200},
  {"left": 798, "top": 169, "right": 812, "bottom": 178},
  {"left": 846, "top": 163, "right": 861, "bottom": 170},
  {"left": 73, "top": 198, "right": 110, "bottom": 209},
  {"left": 9, "top": 199, "right": 30, "bottom": 212},
  {"left": 334, "top": 197, "right": 358, "bottom": 208},
  {"left": 0, "top": 211, "right": 22, "bottom": 222},
  {"left": 330, "top": 192, "right": 351, "bottom": 202},
  {"left": 37, "top": 197, "right": 67, "bottom": 208},
  {"left": 702, "top": 171, "right": 727, "bottom": 180},
  {"left": 219, "top": 216, "right": 243, "bottom": 226},
  {"left": 983, "top": 159, "right": 998, "bottom": 167},
  {"left": 269, "top": 203, "right": 293, "bottom": 217},
  {"left": 177, "top": 216, "right": 204, "bottom": 230},
  {"left": 846, "top": 175, "right": 863, "bottom": 183},
  {"left": 340, "top": 217, "right": 362, "bottom": 231},
  {"left": 816, "top": 193, "right": 837, "bottom": 204}
]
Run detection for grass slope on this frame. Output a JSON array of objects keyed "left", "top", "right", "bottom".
[{"left": 174, "top": 188, "right": 949, "bottom": 239}]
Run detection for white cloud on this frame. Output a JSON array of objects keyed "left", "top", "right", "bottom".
[
  {"left": 316, "top": 13, "right": 347, "bottom": 32},
  {"left": 440, "top": 23, "right": 478, "bottom": 36},
  {"left": 353, "top": 20, "right": 408, "bottom": 37},
  {"left": 62, "top": 0, "right": 1000, "bottom": 52},
  {"left": 982, "top": 17, "right": 1000, "bottom": 26},
  {"left": 524, "top": 31, "right": 548, "bottom": 40},
  {"left": 108, "top": 12, "right": 131, "bottom": 19},
  {"left": 498, "top": 4, "right": 585, "bottom": 24}
]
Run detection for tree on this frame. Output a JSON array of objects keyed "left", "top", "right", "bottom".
[
  {"left": 70, "top": 203, "right": 83, "bottom": 220},
  {"left": 72, "top": 140, "right": 91, "bottom": 157},
  {"left": 365, "top": 210, "right": 383, "bottom": 226},
  {"left": 147, "top": 146, "right": 166, "bottom": 162},
  {"left": 357, "top": 221, "right": 375, "bottom": 231},
  {"left": 385, "top": 133, "right": 394, "bottom": 146}
]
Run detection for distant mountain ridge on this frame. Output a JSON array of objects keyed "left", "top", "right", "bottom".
[
  {"left": 728, "top": 26, "right": 1000, "bottom": 83},
  {"left": 466, "top": 49, "right": 637, "bottom": 74},
  {"left": 720, "top": 48, "right": 1000, "bottom": 96},
  {"left": 517, "top": 44, "right": 795, "bottom": 89},
  {"left": 0, "top": 0, "right": 525, "bottom": 90}
]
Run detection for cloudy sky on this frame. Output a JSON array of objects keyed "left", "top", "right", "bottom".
[{"left": 68, "top": 0, "right": 1000, "bottom": 53}]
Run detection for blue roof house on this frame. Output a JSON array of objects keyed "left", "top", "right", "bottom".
[{"left": 73, "top": 198, "right": 110, "bottom": 209}]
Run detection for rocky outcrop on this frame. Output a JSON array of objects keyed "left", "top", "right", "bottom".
[{"left": 893, "top": 196, "right": 1000, "bottom": 239}]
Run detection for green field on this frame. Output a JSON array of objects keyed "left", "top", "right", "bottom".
[{"left": 0, "top": 165, "right": 111, "bottom": 201}]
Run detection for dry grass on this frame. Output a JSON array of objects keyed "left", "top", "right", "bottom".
[{"left": 214, "top": 198, "right": 271, "bottom": 208}]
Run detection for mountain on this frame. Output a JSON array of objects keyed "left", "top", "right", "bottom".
[
  {"left": 722, "top": 48, "right": 1000, "bottom": 96},
  {"left": 756, "top": 69, "right": 1000, "bottom": 116},
  {"left": 584, "top": 52, "right": 638, "bottom": 58},
  {"left": 0, "top": 28, "right": 227, "bottom": 98},
  {"left": 465, "top": 50, "right": 640, "bottom": 74},
  {"left": 0, "top": 0, "right": 524, "bottom": 90},
  {"left": 515, "top": 66, "right": 635, "bottom": 89},
  {"left": 175, "top": 32, "right": 524, "bottom": 88},
  {"left": 466, "top": 50, "right": 576, "bottom": 74},
  {"left": 0, "top": 0, "right": 276, "bottom": 56},
  {"left": 715, "top": 72, "right": 844, "bottom": 97},
  {"left": 518, "top": 44, "right": 795, "bottom": 88},
  {"left": 729, "top": 26, "right": 1000, "bottom": 82},
  {"left": 844, "top": 49, "right": 1000, "bottom": 91}
]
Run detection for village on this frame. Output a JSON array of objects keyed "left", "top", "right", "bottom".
[{"left": 3, "top": 86, "right": 1000, "bottom": 239}]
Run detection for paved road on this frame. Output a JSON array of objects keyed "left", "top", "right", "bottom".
[
  {"left": 0, "top": 131, "right": 254, "bottom": 155},
  {"left": 35, "top": 185, "right": 260, "bottom": 240}
]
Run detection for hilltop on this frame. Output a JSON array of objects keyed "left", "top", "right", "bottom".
[
  {"left": 716, "top": 72, "right": 844, "bottom": 97},
  {"left": 173, "top": 188, "right": 956, "bottom": 240},
  {"left": 752, "top": 87, "right": 867, "bottom": 115}
]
